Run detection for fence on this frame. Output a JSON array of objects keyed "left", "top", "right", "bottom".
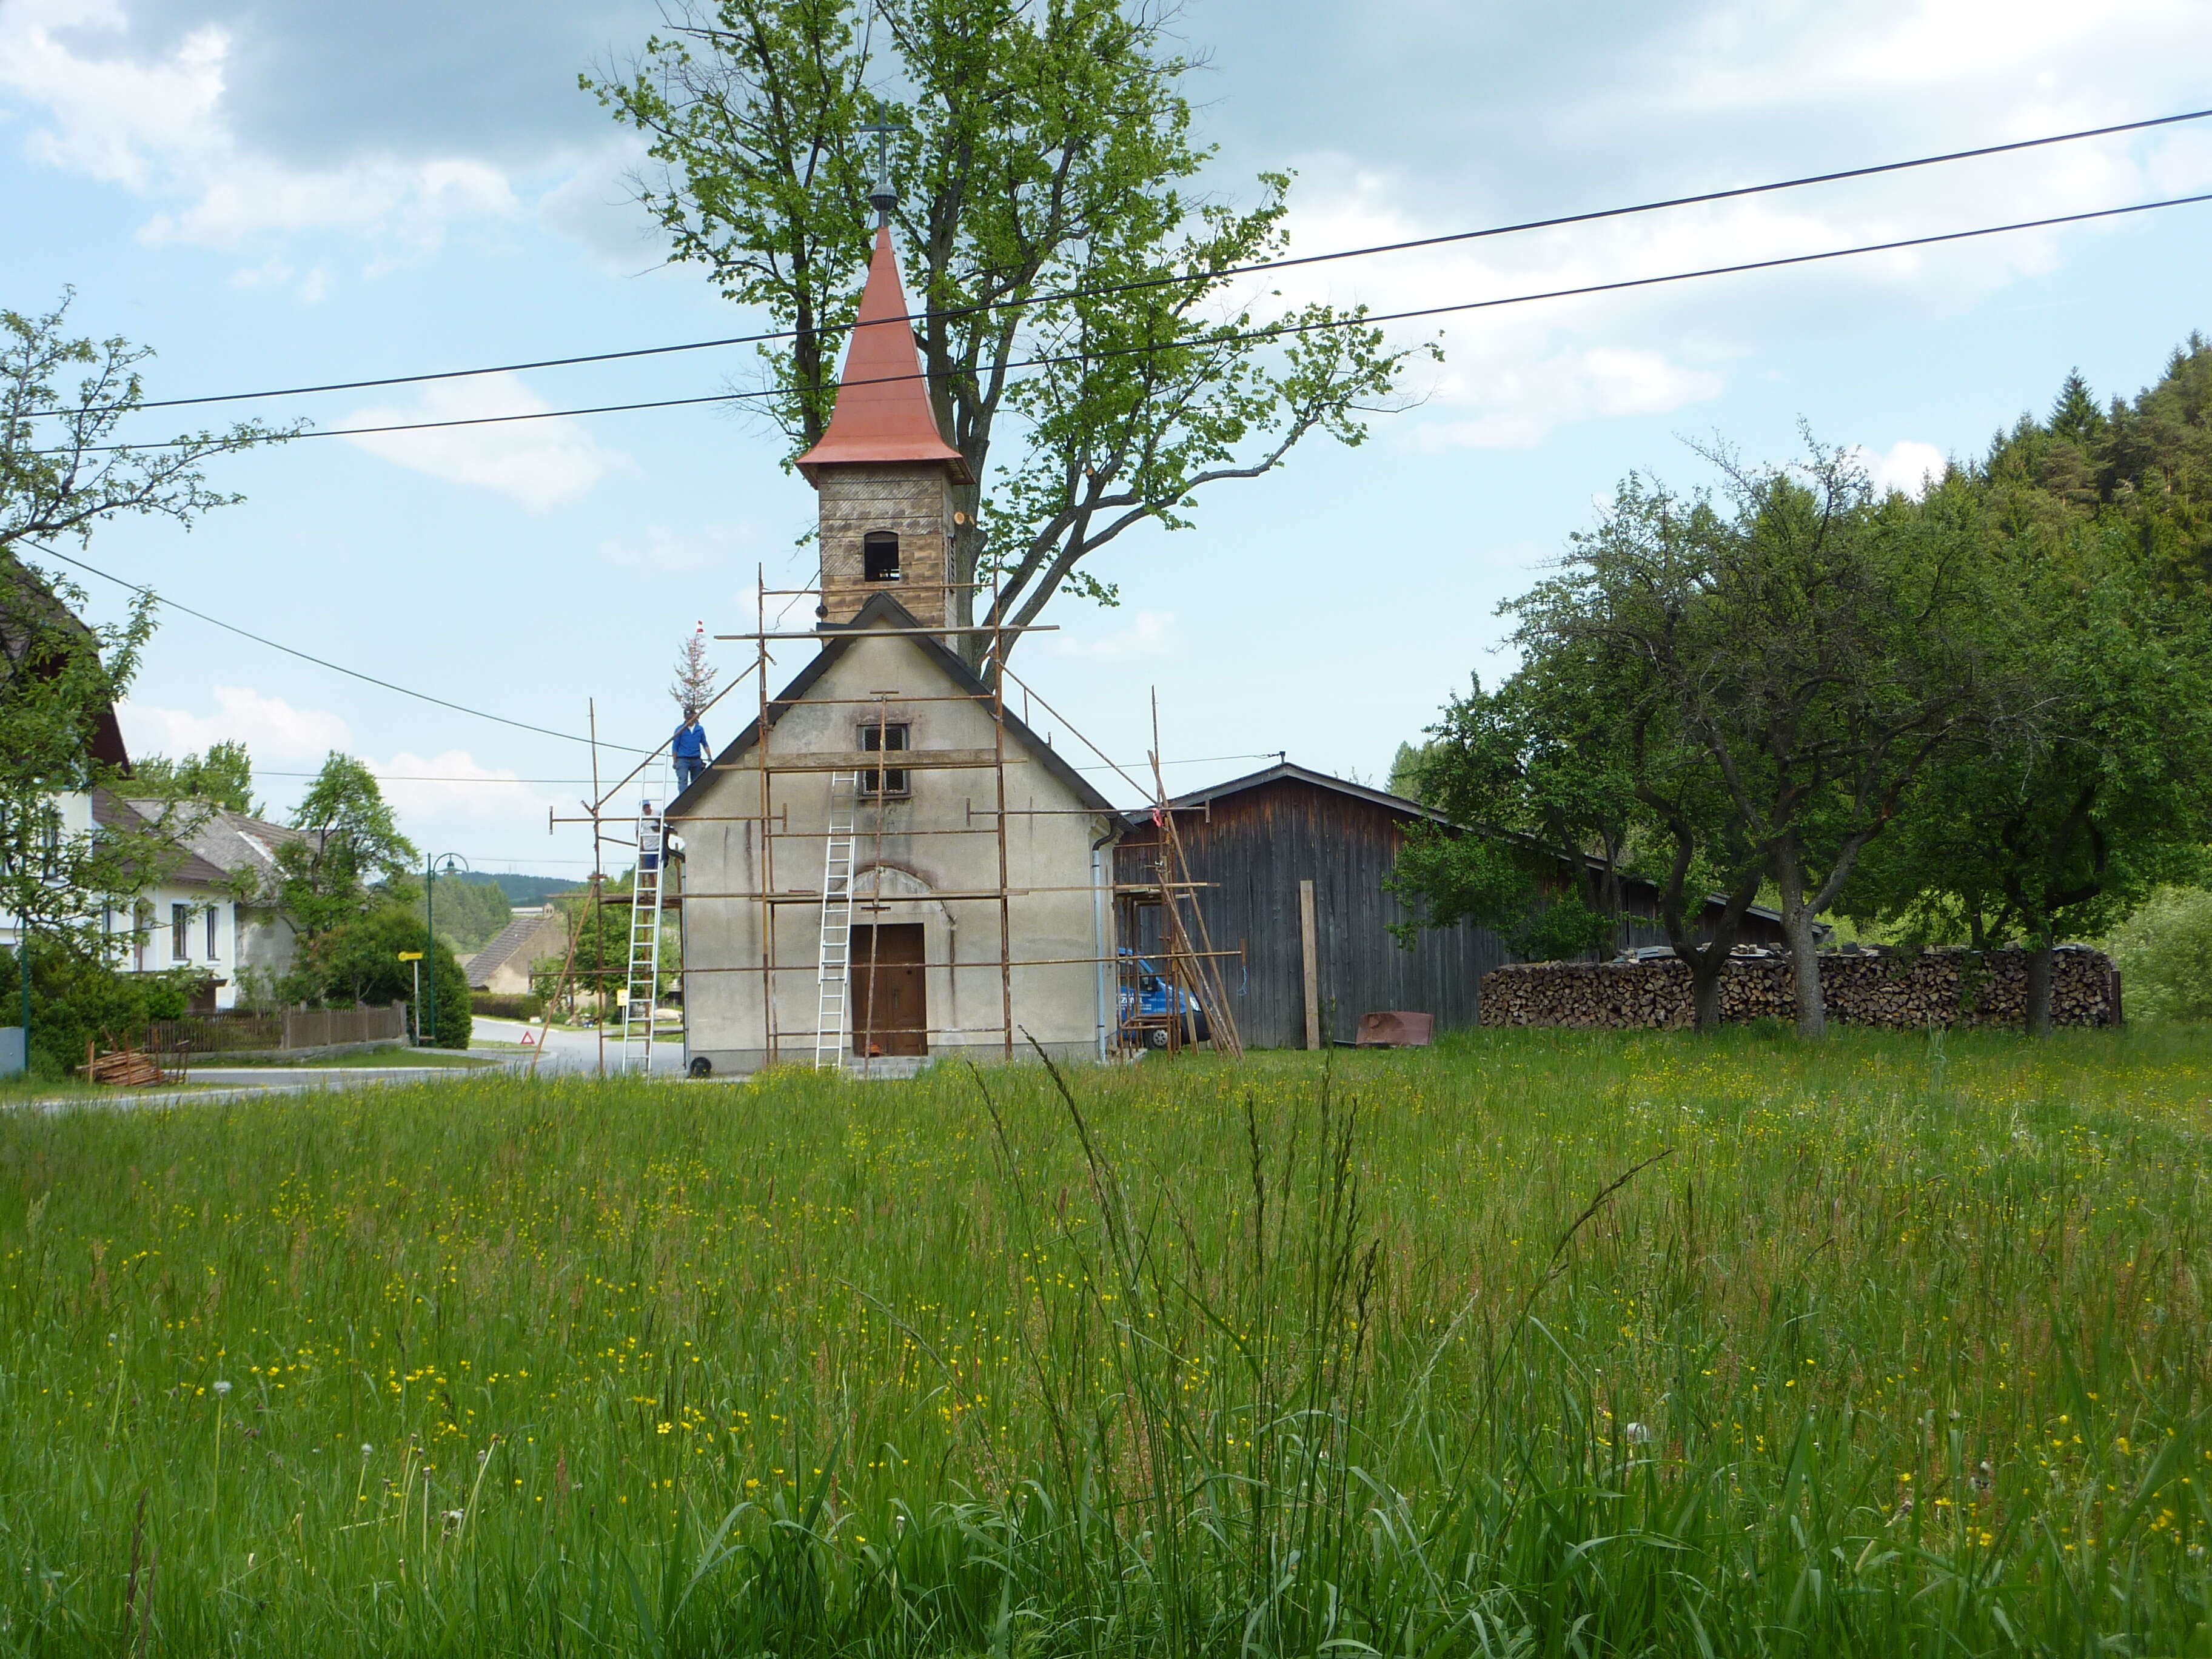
[{"left": 149, "top": 1003, "right": 407, "bottom": 1055}]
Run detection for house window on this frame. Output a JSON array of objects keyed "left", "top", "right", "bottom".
[
  {"left": 863, "top": 531, "right": 902, "bottom": 582},
  {"left": 859, "top": 721, "right": 910, "bottom": 796},
  {"left": 206, "top": 907, "right": 219, "bottom": 960},
  {"left": 172, "top": 903, "right": 190, "bottom": 960}
]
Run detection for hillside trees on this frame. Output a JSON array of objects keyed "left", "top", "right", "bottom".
[
  {"left": 1841, "top": 377, "right": 2212, "bottom": 1033},
  {"left": 587, "top": 0, "right": 1423, "bottom": 672}
]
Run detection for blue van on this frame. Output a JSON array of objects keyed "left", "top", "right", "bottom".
[{"left": 1118, "top": 952, "right": 1212, "bottom": 1049}]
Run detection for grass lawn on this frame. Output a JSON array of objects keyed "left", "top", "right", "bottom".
[{"left": 4, "top": 1025, "right": 2210, "bottom": 1655}]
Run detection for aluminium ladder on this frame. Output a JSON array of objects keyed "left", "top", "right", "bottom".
[
  {"left": 618, "top": 800, "right": 666, "bottom": 1073},
  {"left": 813, "top": 772, "right": 860, "bottom": 1070}
]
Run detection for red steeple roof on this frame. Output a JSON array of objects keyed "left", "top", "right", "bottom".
[{"left": 795, "top": 227, "right": 971, "bottom": 483}]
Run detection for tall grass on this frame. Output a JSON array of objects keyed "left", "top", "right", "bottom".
[{"left": 1, "top": 1026, "right": 2208, "bottom": 1655}]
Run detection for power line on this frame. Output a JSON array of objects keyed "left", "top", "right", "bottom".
[
  {"left": 21, "top": 540, "right": 654, "bottom": 754},
  {"left": 38, "top": 104, "right": 2212, "bottom": 419},
  {"left": 251, "top": 749, "right": 1286, "bottom": 784},
  {"left": 52, "top": 189, "right": 2212, "bottom": 455}
]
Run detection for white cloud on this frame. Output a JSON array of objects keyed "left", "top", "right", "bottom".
[
  {"left": 1855, "top": 439, "right": 1949, "bottom": 498},
  {"left": 1048, "top": 611, "right": 1181, "bottom": 662},
  {"left": 1416, "top": 346, "right": 1725, "bottom": 450},
  {"left": 598, "top": 523, "right": 759, "bottom": 575},
  {"left": 367, "top": 749, "right": 561, "bottom": 830},
  {"left": 119, "top": 683, "right": 352, "bottom": 765},
  {"left": 341, "top": 374, "right": 632, "bottom": 509},
  {"left": 0, "top": 0, "right": 519, "bottom": 258}
]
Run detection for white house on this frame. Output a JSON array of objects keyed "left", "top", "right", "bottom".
[{"left": 92, "top": 794, "right": 307, "bottom": 1011}]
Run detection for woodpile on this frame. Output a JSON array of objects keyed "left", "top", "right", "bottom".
[
  {"left": 79, "top": 1042, "right": 170, "bottom": 1086},
  {"left": 1480, "top": 946, "right": 2119, "bottom": 1030}
]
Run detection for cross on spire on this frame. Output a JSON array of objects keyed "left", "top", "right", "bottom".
[{"left": 860, "top": 110, "right": 899, "bottom": 228}]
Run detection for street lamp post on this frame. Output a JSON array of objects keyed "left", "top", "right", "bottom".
[{"left": 423, "top": 853, "right": 468, "bottom": 1048}]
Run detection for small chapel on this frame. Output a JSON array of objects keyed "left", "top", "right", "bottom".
[{"left": 667, "top": 221, "right": 1125, "bottom": 1074}]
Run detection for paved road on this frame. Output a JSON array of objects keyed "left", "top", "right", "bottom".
[{"left": 469, "top": 1017, "right": 689, "bottom": 1076}]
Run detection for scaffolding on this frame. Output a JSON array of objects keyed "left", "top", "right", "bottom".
[
  {"left": 660, "top": 571, "right": 1243, "bottom": 1071},
  {"left": 541, "top": 571, "right": 1243, "bottom": 1073}
]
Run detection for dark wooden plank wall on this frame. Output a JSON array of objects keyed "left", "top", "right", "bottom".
[
  {"left": 1116, "top": 776, "right": 1788, "bottom": 1048},
  {"left": 1118, "top": 777, "right": 1507, "bottom": 1047}
]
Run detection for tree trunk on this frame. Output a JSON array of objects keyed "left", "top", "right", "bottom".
[
  {"left": 2023, "top": 934, "right": 2055, "bottom": 1037},
  {"left": 1776, "top": 857, "right": 1826, "bottom": 1041},
  {"left": 1689, "top": 951, "right": 1726, "bottom": 1033}
]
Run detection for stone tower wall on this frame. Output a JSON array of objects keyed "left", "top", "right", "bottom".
[{"left": 818, "top": 463, "right": 952, "bottom": 627}]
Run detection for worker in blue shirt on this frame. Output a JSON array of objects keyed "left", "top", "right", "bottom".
[{"left": 672, "top": 708, "right": 711, "bottom": 791}]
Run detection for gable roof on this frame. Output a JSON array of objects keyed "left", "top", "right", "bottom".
[
  {"left": 2, "top": 554, "right": 132, "bottom": 772},
  {"left": 1142, "top": 760, "right": 1456, "bottom": 827},
  {"left": 465, "top": 909, "right": 567, "bottom": 988},
  {"left": 94, "top": 793, "right": 311, "bottom": 892},
  {"left": 667, "top": 591, "right": 1118, "bottom": 820},
  {"left": 1130, "top": 759, "right": 1788, "bottom": 930},
  {"left": 794, "top": 227, "right": 972, "bottom": 483}
]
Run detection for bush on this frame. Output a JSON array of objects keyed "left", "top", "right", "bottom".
[
  {"left": 293, "top": 906, "right": 472, "bottom": 1048},
  {"left": 2106, "top": 886, "right": 2212, "bottom": 1022},
  {"left": 0, "top": 940, "right": 196, "bottom": 1078},
  {"left": 471, "top": 993, "right": 543, "bottom": 1021}
]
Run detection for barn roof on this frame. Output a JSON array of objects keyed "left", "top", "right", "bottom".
[
  {"left": 1136, "top": 760, "right": 1455, "bottom": 827},
  {"left": 1129, "top": 757, "right": 1786, "bottom": 931},
  {"left": 666, "top": 591, "right": 1119, "bottom": 820}
]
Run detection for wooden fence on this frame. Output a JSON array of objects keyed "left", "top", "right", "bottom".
[{"left": 149, "top": 1003, "right": 407, "bottom": 1055}]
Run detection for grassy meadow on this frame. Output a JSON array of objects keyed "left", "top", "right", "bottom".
[{"left": 3, "top": 1027, "right": 2211, "bottom": 1656}]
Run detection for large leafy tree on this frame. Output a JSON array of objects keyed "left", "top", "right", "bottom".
[
  {"left": 2, "top": 295, "right": 279, "bottom": 993},
  {"left": 131, "top": 740, "right": 259, "bottom": 816},
  {"left": 1387, "top": 672, "right": 1635, "bottom": 964},
  {"left": 275, "top": 754, "right": 418, "bottom": 942},
  {"left": 4, "top": 292, "right": 286, "bottom": 558},
  {"left": 588, "top": 0, "right": 1423, "bottom": 670}
]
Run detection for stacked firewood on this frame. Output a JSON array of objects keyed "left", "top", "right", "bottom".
[
  {"left": 79, "top": 1044, "right": 168, "bottom": 1086},
  {"left": 1480, "top": 947, "right": 2119, "bottom": 1030}
]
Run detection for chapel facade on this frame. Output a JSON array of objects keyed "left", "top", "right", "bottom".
[{"left": 667, "top": 227, "right": 1123, "bottom": 1074}]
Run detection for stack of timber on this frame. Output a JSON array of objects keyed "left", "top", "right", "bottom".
[
  {"left": 1481, "top": 945, "right": 2120, "bottom": 1030},
  {"left": 79, "top": 1044, "right": 168, "bottom": 1086}
]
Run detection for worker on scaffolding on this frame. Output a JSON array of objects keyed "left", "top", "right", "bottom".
[{"left": 671, "top": 706, "right": 711, "bottom": 791}]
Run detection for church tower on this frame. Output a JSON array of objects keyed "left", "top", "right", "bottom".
[{"left": 795, "top": 221, "right": 971, "bottom": 630}]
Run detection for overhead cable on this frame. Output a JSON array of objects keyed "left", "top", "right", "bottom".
[
  {"left": 19, "top": 540, "right": 652, "bottom": 753},
  {"left": 52, "top": 189, "right": 2212, "bottom": 454},
  {"left": 35, "top": 104, "right": 2212, "bottom": 419}
]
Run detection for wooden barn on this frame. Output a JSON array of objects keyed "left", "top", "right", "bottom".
[{"left": 1114, "top": 762, "right": 1786, "bottom": 1048}]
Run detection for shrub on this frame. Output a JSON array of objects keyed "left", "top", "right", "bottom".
[
  {"left": 2106, "top": 885, "right": 2212, "bottom": 1022},
  {"left": 471, "top": 993, "right": 543, "bottom": 1021},
  {"left": 293, "top": 906, "right": 472, "bottom": 1048},
  {"left": 0, "top": 940, "right": 196, "bottom": 1078}
]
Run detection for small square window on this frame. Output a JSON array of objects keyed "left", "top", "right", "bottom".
[{"left": 859, "top": 721, "right": 910, "bottom": 796}]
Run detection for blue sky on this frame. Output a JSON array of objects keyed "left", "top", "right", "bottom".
[{"left": 7, "top": 0, "right": 2212, "bottom": 878}]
